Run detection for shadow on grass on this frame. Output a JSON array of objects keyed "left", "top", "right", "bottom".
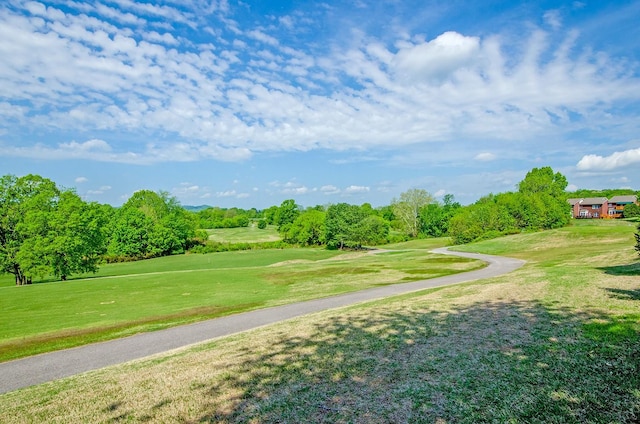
[
  {"left": 598, "top": 262, "right": 640, "bottom": 276},
  {"left": 178, "top": 300, "right": 640, "bottom": 424},
  {"left": 606, "top": 288, "right": 640, "bottom": 301}
]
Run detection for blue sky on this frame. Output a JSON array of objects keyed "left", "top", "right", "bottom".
[{"left": 1, "top": 0, "right": 639, "bottom": 208}]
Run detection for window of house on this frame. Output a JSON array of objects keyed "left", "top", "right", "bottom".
[{"left": 592, "top": 204, "right": 600, "bottom": 209}]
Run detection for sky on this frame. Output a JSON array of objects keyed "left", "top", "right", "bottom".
[{"left": 1, "top": 0, "right": 639, "bottom": 209}]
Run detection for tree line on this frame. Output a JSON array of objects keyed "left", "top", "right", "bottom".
[{"left": 2, "top": 167, "right": 637, "bottom": 284}]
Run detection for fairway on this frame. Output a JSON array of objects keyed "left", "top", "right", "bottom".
[
  {"left": 0, "top": 240, "right": 484, "bottom": 361},
  {"left": 206, "top": 225, "right": 281, "bottom": 243}
]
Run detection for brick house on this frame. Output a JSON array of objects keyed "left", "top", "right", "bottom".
[{"left": 568, "top": 195, "right": 638, "bottom": 219}]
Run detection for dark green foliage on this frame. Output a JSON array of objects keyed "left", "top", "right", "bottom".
[
  {"left": 518, "top": 166, "right": 568, "bottom": 198},
  {"left": 624, "top": 203, "right": 640, "bottom": 218},
  {"left": 195, "top": 207, "right": 252, "bottom": 229},
  {"left": 324, "top": 203, "right": 389, "bottom": 249},
  {"left": 105, "top": 190, "right": 196, "bottom": 261},
  {"left": 448, "top": 167, "right": 571, "bottom": 244},
  {"left": 188, "top": 240, "right": 289, "bottom": 254},
  {"left": 635, "top": 223, "right": 640, "bottom": 257},
  {"left": 257, "top": 219, "right": 267, "bottom": 229},
  {"left": 281, "top": 209, "right": 326, "bottom": 246},
  {"left": 0, "top": 174, "right": 106, "bottom": 284},
  {"left": 419, "top": 194, "right": 461, "bottom": 237},
  {"left": 275, "top": 199, "right": 301, "bottom": 230},
  {"left": 570, "top": 188, "right": 638, "bottom": 199}
]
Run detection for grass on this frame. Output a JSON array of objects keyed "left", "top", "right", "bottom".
[
  {"left": 206, "top": 224, "right": 281, "bottom": 243},
  {"left": 2, "top": 220, "right": 639, "bottom": 423},
  {"left": 0, "top": 240, "right": 485, "bottom": 361}
]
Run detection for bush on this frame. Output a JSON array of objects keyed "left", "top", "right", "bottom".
[
  {"left": 624, "top": 203, "right": 640, "bottom": 219},
  {"left": 257, "top": 219, "right": 267, "bottom": 229},
  {"left": 188, "top": 240, "right": 289, "bottom": 254}
]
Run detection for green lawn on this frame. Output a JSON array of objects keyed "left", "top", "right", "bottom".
[
  {"left": 1, "top": 220, "right": 639, "bottom": 422},
  {"left": 206, "top": 224, "right": 281, "bottom": 243},
  {"left": 0, "top": 239, "right": 485, "bottom": 361}
]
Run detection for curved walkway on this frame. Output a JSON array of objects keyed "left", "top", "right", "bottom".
[{"left": 0, "top": 248, "right": 525, "bottom": 394}]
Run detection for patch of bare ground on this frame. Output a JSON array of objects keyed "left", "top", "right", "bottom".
[{"left": 266, "top": 259, "right": 315, "bottom": 267}]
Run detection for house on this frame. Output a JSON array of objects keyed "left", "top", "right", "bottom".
[{"left": 568, "top": 195, "right": 638, "bottom": 219}]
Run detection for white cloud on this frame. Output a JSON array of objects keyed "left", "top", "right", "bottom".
[
  {"left": 0, "top": 0, "right": 638, "bottom": 200},
  {"left": 86, "top": 185, "right": 111, "bottom": 195},
  {"left": 474, "top": 152, "right": 497, "bottom": 161},
  {"left": 576, "top": 147, "right": 640, "bottom": 171},
  {"left": 321, "top": 185, "right": 340, "bottom": 195},
  {"left": 344, "top": 185, "right": 370, "bottom": 194},
  {"left": 75, "top": 176, "right": 88, "bottom": 183},
  {"left": 393, "top": 31, "right": 480, "bottom": 82},
  {"left": 434, "top": 189, "right": 446, "bottom": 197},
  {"left": 216, "top": 190, "right": 237, "bottom": 197},
  {"left": 543, "top": 10, "right": 562, "bottom": 29}
]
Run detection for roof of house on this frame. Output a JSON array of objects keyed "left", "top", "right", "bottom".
[
  {"left": 567, "top": 197, "right": 608, "bottom": 206},
  {"left": 609, "top": 195, "right": 638, "bottom": 204}
]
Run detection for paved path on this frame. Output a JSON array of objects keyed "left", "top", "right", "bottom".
[{"left": 0, "top": 248, "right": 525, "bottom": 394}]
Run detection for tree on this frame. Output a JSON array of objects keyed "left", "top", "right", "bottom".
[
  {"left": 392, "top": 189, "right": 435, "bottom": 238},
  {"left": 324, "top": 203, "right": 389, "bottom": 249},
  {"left": 275, "top": 199, "right": 300, "bottom": 230},
  {"left": 0, "top": 175, "right": 59, "bottom": 284},
  {"left": 106, "top": 190, "right": 196, "bottom": 260},
  {"left": 635, "top": 223, "right": 640, "bottom": 257},
  {"left": 448, "top": 195, "right": 516, "bottom": 244},
  {"left": 624, "top": 203, "right": 640, "bottom": 219},
  {"left": 420, "top": 195, "right": 461, "bottom": 237},
  {"left": 518, "top": 166, "right": 568, "bottom": 198},
  {"left": 18, "top": 191, "right": 106, "bottom": 280},
  {"left": 0, "top": 174, "right": 106, "bottom": 284},
  {"left": 282, "top": 209, "right": 326, "bottom": 246},
  {"left": 325, "top": 203, "right": 366, "bottom": 249}
]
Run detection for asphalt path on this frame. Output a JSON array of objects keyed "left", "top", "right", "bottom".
[{"left": 0, "top": 248, "right": 525, "bottom": 394}]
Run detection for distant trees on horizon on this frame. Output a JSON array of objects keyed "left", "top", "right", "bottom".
[{"left": 1, "top": 167, "right": 637, "bottom": 284}]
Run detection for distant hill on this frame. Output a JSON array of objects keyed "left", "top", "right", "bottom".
[{"left": 183, "top": 205, "right": 211, "bottom": 212}]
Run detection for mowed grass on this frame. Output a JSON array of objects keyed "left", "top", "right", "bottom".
[
  {"left": 2, "top": 219, "right": 639, "bottom": 423},
  {"left": 0, "top": 239, "right": 485, "bottom": 361},
  {"left": 206, "top": 224, "right": 281, "bottom": 243}
]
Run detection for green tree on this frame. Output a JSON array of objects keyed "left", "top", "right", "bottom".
[
  {"left": 518, "top": 166, "right": 568, "bottom": 198},
  {"left": 106, "top": 190, "right": 196, "bottom": 260},
  {"left": 392, "top": 189, "right": 435, "bottom": 238},
  {"left": 635, "top": 223, "right": 640, "bottom": 257},
  {"left": 0, "top": 174, "right": 106, "bottom": 284},
  {"left": 282, "top": 209, "right": 326, "bottom": 246},
  {"left": 324, "top": 203, "right": 388, "bottom": 249},
  {"left": 624, "top": 203, "right": 640, "bottom": 218},
  {"left": 325, "top": 203, "right": 365, "bottom": 249},
  {"left": 448, "top": 195, "right": 516, "bottom": 244},
  {"left": 275, "top": 199, "right": 300, "bottom": 231},
  {"left": 420, "top": 195, "right": 461, "bottom": 237},
  {"left": 107, "top": 208, "right": 156, "bottom": 259},
  {"left": 24, "top": 191, "right": 106, "bottom": 280}
]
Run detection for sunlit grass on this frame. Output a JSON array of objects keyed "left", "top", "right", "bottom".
[
  {"left": 3, "top": 220, "right": 638, "bottom": 422},
  {"left": 206, "top": 224, "right": 281, "bottom": 243},
  {"left": 0, "top": 239, "right": 485, "bottom": 361}
]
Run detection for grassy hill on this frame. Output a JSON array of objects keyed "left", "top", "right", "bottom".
[
  {"left": 0, "top": 238, "right": 479, "bottom": 361},
  {"left": 2, "top": 220, "right": 639, "bottom": 422}
]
